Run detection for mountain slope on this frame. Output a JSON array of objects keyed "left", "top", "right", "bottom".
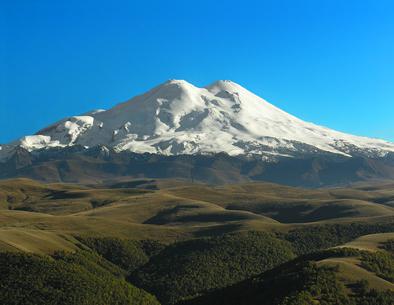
[
  {"left": 1, "top": 79, "right": 393, "bottom": 162},
  {"left": 1, "top": 148, "right": 394, "bottom": 186}
]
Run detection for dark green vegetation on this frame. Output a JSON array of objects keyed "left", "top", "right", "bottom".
[
  {"left": 381, "top": 239, "right": 394, "bottom": 253},
  {"left": 361, "top": 251, "right": 394, "bottom": 283},
  {"left": 0, "top": 250, "right": 159, "bottom": 305},
  {"left": 3, "top": 231, "right": 394, "bottom": 305},
  {"left": 78, "top": 237, "right": 165, "bottom": 273},
  {"left": 0, "top": 178, "right": 393, "bottom": 304},
  {"left": 284, "top": 222, "right": 394, "bottom": 255},
  {"left": 180, "top": 248, "right": 394, "bottom": 305},
  {"left": 130, "top": 232, "right": 295, "bottom": 304}
]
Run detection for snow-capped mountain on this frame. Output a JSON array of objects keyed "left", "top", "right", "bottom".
[{"left": 1, "top": 79, "right": 394, "bottom": 161}]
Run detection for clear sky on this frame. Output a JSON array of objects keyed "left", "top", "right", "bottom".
[{"left": 1, "top": 0, "right": 393, "bottom": 143}]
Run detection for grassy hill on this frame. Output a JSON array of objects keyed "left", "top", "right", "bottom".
[
  {"left": 130, "top": 231, "right": 295, "bottom": 304},
  {"left": 0, "top": 178, "right": 393, "bottom": 255},
  {"left": 0, "top": 178, "right": 394, "bottom": 253},
  {"left": 0, "top": 178, "right": 393, "bottom": 304},
  {"left": 180, "top": 248, "right": 394, "bottom": 305},
  {"left": 0, "top": 250, "right": 160, "bottom": 305},
  {"left": 338, "top": 232, "right": 394, "bottom": 252}
]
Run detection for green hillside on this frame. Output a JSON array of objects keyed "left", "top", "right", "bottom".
[
  {"left": 130, "top": 231, "right": 295, "bottom": 304},
  {"left": 180, "top": 248, "right": 394, "bottom": 305},
  {"left": 0, "top": 250, "right": 159, "bottom": 305},
  {"left": 0, "top": 178, "right": 393, "bottom": 305}
]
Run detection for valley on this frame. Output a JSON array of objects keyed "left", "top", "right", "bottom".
[{"left": 0, "top": 178, "right": 393, "bottom": 304}]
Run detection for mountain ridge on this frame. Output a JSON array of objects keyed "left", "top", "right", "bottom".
[
  {"left": 1, "top": 144, "right": 394, "bottom": 186},
  {"left": 1, "top": 79, "right": 393, "bottom": 162}
]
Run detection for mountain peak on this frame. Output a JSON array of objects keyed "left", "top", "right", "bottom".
[
  {"left": 1, "top": 79, "right": 393, "bottom": 162},
  {"left": 165, "top": 79, "right": 186, "bottom": 83},
  {"left": 208, "top": 79, "right": 238, "bottom": 86},
  {"left": 159, "top": 79, "right": 243, "bottom": 94},
  {"left": 163, "top": 79, "right": 194, "bottom": 87},
  {"left": 205, "top": 80, "right": 243, "bottom": 94}
]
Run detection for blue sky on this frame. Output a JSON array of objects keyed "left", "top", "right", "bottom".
[{"left": 1, "top": 0, "right": 393, "bottom": 143}]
